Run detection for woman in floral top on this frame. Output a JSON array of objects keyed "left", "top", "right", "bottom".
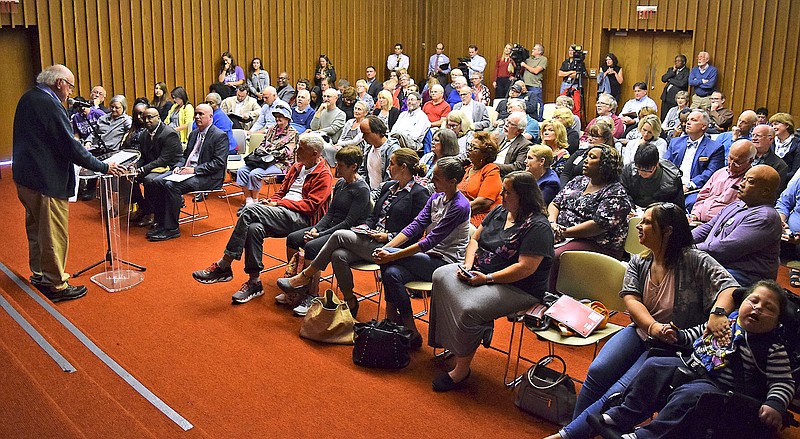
[
  {"left": 547, "top": 144, "right": 631, "bottom": 292},
  {"left": 236, "top": 102, "right": 298, "bottom": 205}
]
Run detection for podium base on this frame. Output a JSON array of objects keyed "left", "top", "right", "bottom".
[{"left": 91, "top": 270, "right": 145, "bottom": 292}]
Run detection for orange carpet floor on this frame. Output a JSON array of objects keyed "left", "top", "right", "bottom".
[{"left": 0, "top": 165, "right": 798, "bottom": 438}]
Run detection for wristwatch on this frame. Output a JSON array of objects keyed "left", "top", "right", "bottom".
[
  {"left": 486, "top": 274, "right": 495, "bottom": 285},
  {"left": 711, "top": 306, "right": 727, "bottom": 316}
]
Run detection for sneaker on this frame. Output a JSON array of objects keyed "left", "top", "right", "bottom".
[
  {"left": 231, "top": 281, "right": 263, "bottom": 304},
  {"left": 293, "top": 294, "right": 316, "bottom": 316},
  {"left": 45, "top": 284, "right": 88, "bottom": 303},
  {"left": 275, "top": 293, "right": 289, "bottom": 304},
  {"left": 192, "top": 262, "right": 233, "bottom": 284}
]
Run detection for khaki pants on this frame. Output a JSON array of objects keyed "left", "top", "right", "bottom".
[
  {"left": 692, "top": 94, "right": 711, "bottom": 111},
  {"left": 16, "top": 184, "right": 70, "bottom": 290}
]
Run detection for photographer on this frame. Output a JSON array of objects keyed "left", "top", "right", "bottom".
[{"left": 558, "top": 45, "right": 583, "bottom": 94}]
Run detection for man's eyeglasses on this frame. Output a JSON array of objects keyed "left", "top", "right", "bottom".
[
  {"left": 597, "top": 101, "right": 611, "bottom": 106},
  {"left": 143, "top": 115, "right": 159, "bottom": 120},
  {"left": 635, "top": 166, "right": 657, "bottom": 174},
  {"left": 62, "top": 79, "right": 75, "bottom": 89},
  {"left": 459, "top": 93, "right": 471, "bottom": 97}
]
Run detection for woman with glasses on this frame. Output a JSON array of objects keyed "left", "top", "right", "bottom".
[
  {"left": 419, "top": 129, "right": 459, "bottom": 190},
  {"left": 546, "top": 202, "right": 738, "bottom": 439},
  {"left": 459, "top": 131, "right": 502, "bottom": 227},
  {"left": 662, "top": 90, "right": 689, "bottom": 137},
  {"left": 548, "top": 144, "right": 631, "bottom": 290},
  {"left": 165, "top": 86, "right": 194, "bottom": 144},
  {"left": 446, "top": 110, "right": 474, "bottom": 153},
  {"left": 355, "top": 79, "right": 375, "bottom": 110},
  {"left": 582, "top": 93, "right": 624, "bottom": 139}
]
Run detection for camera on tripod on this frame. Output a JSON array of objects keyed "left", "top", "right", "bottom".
[{"left": 509, "top": 44, "right": 530, "bottom": 80}]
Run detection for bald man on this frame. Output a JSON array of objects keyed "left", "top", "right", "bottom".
[
  {"left": 718, "top": 109, "right": 758, "bottom": 159},
  {"left": 692, "top": 165, "right": 783, "bottom": 286},
  {"left": 691, "top": 139, "right": 756, "bottom": 222},
  {"left": 751, "top": 124, "right": 788, "bottom": 189}
]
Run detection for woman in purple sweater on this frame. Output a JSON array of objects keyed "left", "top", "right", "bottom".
[{"left": 372, "top": 157, "right": 471, "bottom": 348}]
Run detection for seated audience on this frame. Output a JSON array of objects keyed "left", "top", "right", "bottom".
[
  {"left": 220, "top": 84, "right": 261, "bottom": 130},
  {"left": 280, "top": 146, "right": 371, "bottom": 309},
  {"left": 446, "top": 110, "right": 475, "bottom": 153},
  {"left": 661, "top": 90, "right": 689, "bottom": 137},
  {"left": 756, "top": 107, "right": 769, "bottom": 125},
  {"left": 355, "top": 79, "right": 375, "bottom": 110},
  {"left": 130, "top": 107, "right": 182, "bottom": 227},
  {"left": 89, "top": 85, "right": 110, "bottom": 113},
  {"left": 561, "top": 122, "right": 614, "bottom": 187},
  {"left": 192, "top": 133, "right": 333, "bottom": 303},
  {"left": 165, "top": 86, "right": 194, "bottom": 144},
  {"left": 213, "top": 51, "right": 245, "bottom": 99},
  {"left": 618, "top": 82, "right": 658, "bottom": 131},
  {"left": 312, "top": 88, "right": 346, "bottom": 165},
  {"left": 460, "top": 131, "right": 502, "bottom": 227},
  {"left": 548, "top": 144, "right": 631, "bottom": 291},
  {"left": 707, "top": 90, "right": 733, "bottom": 134},
  {"left": 495, "top": 112, "right": 532, "bottom": 177},
  {"left": 373, "top": 157, "right": 470, "bottom": 346},
  {"left": 594, "top": 281, "right": 791, "bottom": 439},
  {"left": 360, "top": 116, "right": 401, "bottom": 197},
  {"left": 249, "top": 86, "right": 287, "bottom": 134},
  {"left": 555, "top": 94, "right": 581, "bottom": 131},
  {"left": 549, "top": 203, "right": 738, "bottom": 439},
  {"left": 422, "top": 83, "right": 451, "bottom": 128},
  {"left": 146, "top": 104, "right": 229, "bottom": 241},
  {"left": 506, "top": 98, "right": 540, "bottom": 143},
  {"left": 150, "top": 82, "right": 172, "bottom": 121},
  {"left": 771, "top": 112, "right": 800, "bottom": 179},
  {"left": 275, "top": 72, "right": 296, "bottom": 104},
  {"left": 620, "top": 143, "right": 684, "bottom": 209},
  {"left": 333, "top": 101, "right": 369, "bottom": 152},
  {"left": 692, "top": 165, "right": 782, "bottom": 286},
  {"left": 494, "top": 83, "right": 522, "bottom": 124},
  {"left": 582, "top": 93, "right": 624, "bottom": 140},
  {"left": 70, "top": 97, "right": 105, "bottom": 141},
  {"left": 373, "top": 89, "right": 400, "bottom": 130},
  {"left": 429, "top": 172, "right": 554, "bottom": 391},
  {"left": 122, "top": 102, "right": 149, "bottom": 151},
  {"left": 446, "top": 75, "right": 469, "bottom": 108},
  {"left": 525, "top": 144, "right": 561, "bottom": 204},
  {"left": 751, "top": 124, "right": 788, "bottom": 190},
  {"left": 337, "top": 86, "right": 357, "bottom": 121},
  {"left": 716, "top": 110, "right": 758, "bottom": 159},
  {"left": 453, "top": 86, "right": 491, "bottom": 132},
  {"left": 469, "top": 71, "right": 491, "bottom": 105},
  {"left": 618, "top": 113, "right": 666, "bottom": 165},
  {"left": 420, "top": 129, "right": 459, "bottom": 189},
  {"left": 540, "top": 119, "right": 570, "bottom": 177},
  {"left": 691, "top": 140, "right": 756, "bottom": 222},
  {"left": 199, "top": 92, "right": 236, "bottom": 153},
  {"left": 776, "top": 171, "right": 800, "bottom": 284},
  {"left": 236, "top": 102, "right": 298, "bottom": 207},
  {"left": 277, "top": 148, "right": 429, "bottom": 314},
  {"left": 390, "top": 92, "right": 431, "bottom": 151},
  {"left": 83, "top": 94, "right": 132, "bottom": 152},
  {"left": 290, "top": 89, "right": 315, "bottom": 134},
  {"left": 665, "top": 110, "right": 724, "bottom": 207},
  {"left": 552, "top": 107, "right": 580, "bottom": 153}
]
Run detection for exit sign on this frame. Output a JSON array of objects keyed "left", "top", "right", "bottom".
[{"left": 637, "top": 5, "right": 657, "bottom": 19}]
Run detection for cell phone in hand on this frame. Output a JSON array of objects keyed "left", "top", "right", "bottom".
[{"left": 458, "top": 264, "right": 476, "bottom": 279}]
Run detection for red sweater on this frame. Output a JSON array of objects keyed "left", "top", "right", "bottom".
[{"left": 269, "top": 159, "right": 333, "bottom": 224}]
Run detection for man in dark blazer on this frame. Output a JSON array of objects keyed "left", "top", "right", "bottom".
[
  {"left": 495, "top": 112, "right": 533, "bottom": 177},
  {"left": 147, "top": 104, "right": 229, "bottom": 241},
  {"left": 660, "top": 54, "right": 689, "bottom": 120},
  {"left": 665, "top": 110, "right": 724, "bottom": 208},
  {"left": 131, "top": 107, "right": 183, "bottom": 227},
  {"left": 13, "top": 64, "right": 125, "bottom": 301},
  {"left": 365, "top": 66, "right": 382, "bottom": 100}
]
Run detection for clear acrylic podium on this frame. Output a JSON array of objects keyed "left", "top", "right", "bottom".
[{"left": 75, "top": 172, "right": 146, "bottom": 292}]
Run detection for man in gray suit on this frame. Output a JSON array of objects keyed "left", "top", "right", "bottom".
[
  {"left": 453, "top": 86, "right": 490, "bottom": 131},
  {"left": 495, "top": 112, "right": 533, "bottom": 177}
]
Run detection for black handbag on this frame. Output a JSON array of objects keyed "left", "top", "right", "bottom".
[
  {"left": 243, "top": 149, "right": 276, "bottom": 169},
  {"left": 514, "top": 355, "right": 577, "bottom": 426},
  {"left": 352, "top": 319, "right": 413, "bottom": 369}
]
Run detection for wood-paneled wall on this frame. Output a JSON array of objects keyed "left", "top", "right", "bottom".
[{"left": 1, "top": 0, "right": 798, "bottom": 118}]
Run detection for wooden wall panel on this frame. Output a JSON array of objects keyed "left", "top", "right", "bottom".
[{"left": 0, "top": 0, "right": 797, "bottom": 119}]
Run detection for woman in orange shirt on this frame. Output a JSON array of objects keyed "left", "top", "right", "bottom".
[{"left": 458, "top": 131, "right": 502, "bottom": 227}]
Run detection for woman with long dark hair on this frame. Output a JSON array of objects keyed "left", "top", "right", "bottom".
[
  {"left": 313, "top": 55, "right": 337, "bottom": 90},
  {"left": 428, "top": 171, "right": 554, "bottom": 391},
  {"left": 596, "top": 53, "right": 623, "bottom": 104},
  {"left": 546, "top": 202, "right": 738, "bottom": 439},
  {"left": 247, "top": 57, "right": 271, "bottom": 104},
  {"left": 165, "top": 86, "right": 194, "bottom": 144},
  {"left": 151, "top": 82, "right": 172, "bottom": 120}
]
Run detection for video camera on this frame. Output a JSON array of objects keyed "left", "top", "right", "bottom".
[
  {"left": 509, "top": 44, "right": 530, "bottom": 80},
  {"left": 570, "top": 44, "right": 587, "bottom": 64}
]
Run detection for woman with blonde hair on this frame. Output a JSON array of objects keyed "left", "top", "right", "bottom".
[
  {"left": 446, "top": 110, "right": 475, "bottom": 153},
  {"left": 526, "top": 144, "right": 561, "bottom": 204},
  {"left": 539, "top": 119, "right": 570, "bottom": 177},
  {"left": 552, "top": 107, "right": 580, "bottom": 152},
  {"left": 619, "top": 114, "right": 667, "bottom": 165},
  {"left": 493, "top": 43, "right": 515, "bottom": 99},
  {"left": 354, "top": 79, "right": 375, "bottom": 109},
  {"left": 372, "top": 89, "right": 400, "bottom": 130}
]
